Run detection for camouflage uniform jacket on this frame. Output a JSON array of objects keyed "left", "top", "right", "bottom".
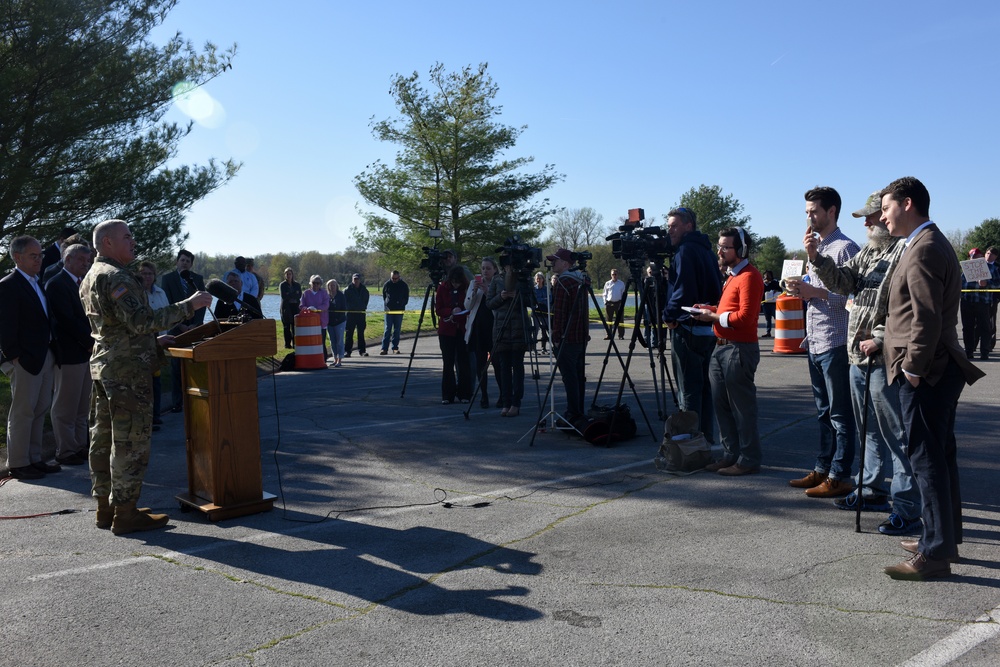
[{"left": 81, "top": 256, "right": 195, "bottom": 383}]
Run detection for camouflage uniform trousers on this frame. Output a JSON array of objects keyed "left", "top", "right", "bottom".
[{"left": 89, "top": 377, "right": 154, "bottom": 505}]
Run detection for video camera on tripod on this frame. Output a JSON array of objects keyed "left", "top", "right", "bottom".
[
  {"left": 606, "top": 208, "right": 674, "bottom": 266},
  {"left": 496, "top": 235, "right": 543, "bottom": 280},
  {"left": 419, "top": 246, "right": 448, "bottom": 284}
]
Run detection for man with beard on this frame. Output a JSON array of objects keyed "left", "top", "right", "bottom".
[{"left": 809, "top": 192, "right": 921, "bottom": 536}]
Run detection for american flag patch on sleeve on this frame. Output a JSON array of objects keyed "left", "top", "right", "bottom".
[{"left": 111, "top": 285, "right": 128, "bottom": 300}]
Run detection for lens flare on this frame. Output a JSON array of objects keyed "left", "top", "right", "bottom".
[{"left": 171, "top": 81, "right": 226, "bottom": 128}]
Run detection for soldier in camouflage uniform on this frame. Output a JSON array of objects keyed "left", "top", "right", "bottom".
[{"left": 81, "top": 220, "right": 212, "bottom": 535}]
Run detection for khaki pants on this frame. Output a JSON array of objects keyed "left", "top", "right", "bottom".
[{"left": 3, "top": 351, "right": 55, "bottom": 468}]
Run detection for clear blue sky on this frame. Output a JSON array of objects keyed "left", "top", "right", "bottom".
[{"left": 153, "top": 0, "right": 1000, "bottom": 258}]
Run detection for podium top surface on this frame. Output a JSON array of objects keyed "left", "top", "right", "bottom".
[{"left": 166, "top": 318, "right": 278, "bottom": 361}]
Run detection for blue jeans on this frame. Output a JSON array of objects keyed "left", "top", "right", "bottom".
[
  {"left": 807, "top": 345, "right": 856, "bottom": 480},
  {"left": 850, "top": 362, "right": 920, "bottom": 520},
  {"left": 709, "top": 342, "right": 761, "bottom": 468},
  {"left": 670, "top": 326, "right": 716, "bottom": 443},
  {"left": 382, "top": 313, "right": 402, "bottom": 351},
  {"left": 328, "top": 321, "right": 346, "bottom": 359}
]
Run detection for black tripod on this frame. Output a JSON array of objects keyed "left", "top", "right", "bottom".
[
  {"left": 400, "top": 274, "right": 442, "bottom": 398},
  {"left": 583, "top": 268, "right": 658, "bottom": 441}
]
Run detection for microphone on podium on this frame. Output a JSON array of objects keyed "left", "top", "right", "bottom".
[{"left": 206, "top": 279, "right": 264, "bottom": 319}]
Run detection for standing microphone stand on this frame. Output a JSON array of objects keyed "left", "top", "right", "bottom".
[{"left": 401, "top": 273, "right": 441, "bottom": 398}]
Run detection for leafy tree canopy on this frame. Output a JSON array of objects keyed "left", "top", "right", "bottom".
[
  {"left": 964, "top": 218, "right": 1000, "bottom": 257},
  {"left": 0, "top": 0, "right": 239, "bottom": 268},
  {"left": 545, "top": 207, "right": 606, "bottom": 250},
  {"left": 754, "top": 235, "right": 787, "bottom": 275},
  {"left": 353, "top": 62, "right": 563, "bottom": 273},
  {"left": 674, "top": 184, "right": 752, "bottom": 245}
]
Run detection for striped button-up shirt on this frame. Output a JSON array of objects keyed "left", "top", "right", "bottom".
[{"left": 805, "top": 227, "right": 860, "bottom": 355}]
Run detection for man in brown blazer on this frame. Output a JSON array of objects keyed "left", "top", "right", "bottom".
[{"left": 880, "top": 176, "right": 985, "bottom": 581}]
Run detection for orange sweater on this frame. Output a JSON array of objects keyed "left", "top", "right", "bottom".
[{"left": 713, "top": 264, "right": 764, "bottom": 343}]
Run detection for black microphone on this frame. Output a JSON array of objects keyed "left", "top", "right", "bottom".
[
  {"left": 206, "top": 278, "right": 238, "bottom": 303},
  {"left": 206, "top": 279, "right": 264, "bottom": 319}
]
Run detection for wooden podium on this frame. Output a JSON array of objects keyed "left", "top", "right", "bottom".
[{"left": 166, "top": 318, "right": 277, "bottom": 520}]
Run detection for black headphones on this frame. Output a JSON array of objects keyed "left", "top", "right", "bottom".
[{"left": 734, "top": 227, "right": 749, "bottom": 259}]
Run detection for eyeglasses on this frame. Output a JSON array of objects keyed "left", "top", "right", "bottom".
[{"left": 716, "top": 245, "right": 735, "bottom": 252}]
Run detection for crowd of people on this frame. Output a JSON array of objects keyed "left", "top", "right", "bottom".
[{"left": 0, "top": 177, "right": 988, "bottom": 581}]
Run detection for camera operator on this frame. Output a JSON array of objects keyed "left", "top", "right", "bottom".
[
  {"left": 487, "top": 264, "right": 534, "bottom": 417},
  {"left": 465, "top": 258, "right": 501, "bottom": 408},
  {"left": 548, "top": 248, "right": 590, "bottom": 421},
  {"left": 663, "top": 207, "right": 723, "bottom": 442},
  {"left": 442, "top": 249, "right": 474, "bottom": 283}
]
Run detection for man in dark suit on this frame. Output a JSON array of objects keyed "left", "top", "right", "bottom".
[
  {"left": 880, "top": 177, "right": 985, "bottom": 581},
  {"left": 160, "top": 248, "right": 206, "bottom": 412},
  {"left": 40, "top": 226, "right": 78, "bottom": 279},
  {"left": 46, "top": 243, "right": 95, "bottom": 465},
  {"left": 0, "top": 236, "right": 58, "bottom": 479},
  {"left": 214, "top": 271, "right": 262, "bottom": 320}
]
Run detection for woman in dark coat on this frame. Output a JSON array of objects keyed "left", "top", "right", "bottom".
[
  {"left": 487, "top": 268, "right": 533, "bottom": 416},
  {"left": 279, "top": 268, "right": 302, "bottom": 348}
]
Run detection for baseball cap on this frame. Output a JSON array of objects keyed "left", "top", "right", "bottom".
[
  {"left": 969, "top": 248, "right": 982, "bottom": 258},
  {"left": 545, "top": 248, "right": 573, "bottom": 263},
  {"left": 352, "top": 273, "right": 361, "bottom": 279},
  {"left": 851, "top": 191, "right": 882, "bottom": 218}
]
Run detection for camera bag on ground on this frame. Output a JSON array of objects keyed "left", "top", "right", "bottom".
[
  {"left": 654, "top": 410, "right": 713, "bottom": 472},
  {"left": 582, "top": 403, "right": 637, "bottom": 446}
]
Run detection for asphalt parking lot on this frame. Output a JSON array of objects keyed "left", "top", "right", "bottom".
[{"left": 2, "top": 324, "right": 998, "bottom": 666}]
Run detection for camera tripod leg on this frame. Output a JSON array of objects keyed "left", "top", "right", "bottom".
[{"left": 400, "top": 282, "right": 437, "bottom": 398}]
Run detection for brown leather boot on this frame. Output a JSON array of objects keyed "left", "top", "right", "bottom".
[{"left": 111, "top": 502, "right": 169, "bottom": 535}]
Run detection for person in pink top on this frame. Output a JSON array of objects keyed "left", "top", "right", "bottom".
[
  {"left": 691, "top": 227, "right": 764, "bottom": 476},
  {"left": 300, "top": 275, "right": 330, "bottom": 358}
]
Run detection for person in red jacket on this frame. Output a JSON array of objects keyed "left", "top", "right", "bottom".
[{"left": 691, "top": 227, "right": 764, "bottom": 476}]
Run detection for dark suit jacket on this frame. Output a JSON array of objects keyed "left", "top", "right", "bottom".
[
  {"left": 45, "top": 269, "right": 93, "bottom": 366},
  {"left": 214, "top": 294, "right": 263, "bottom": 320},
  {"left": 40, "top": 243, "right": 61, "bottom": 278},
  {"left": 885, "top": 223, "right": 985, "bottom": 387},
  {"left": 161, "top": 269, "right": 207, "bottom": 328},
  {"left": 0, "top": 270, "right": 54, "bottom": 375}
]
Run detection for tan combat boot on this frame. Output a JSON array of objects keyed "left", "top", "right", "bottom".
[
  {"left": 111, "top": 502, "right": 169, "bottom": 535},
  {"left": 95, "top": 496, "right": 114, "bottom": 529},
  {"left": 96, "top": 497, "right": 151, "bottom": 530}
]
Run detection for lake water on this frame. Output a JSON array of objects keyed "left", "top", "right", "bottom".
[{"left": 258, "top": 292, "right": 640, "bottom": 319}]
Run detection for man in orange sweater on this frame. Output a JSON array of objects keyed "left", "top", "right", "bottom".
[{"left": 692, "top": 227, "right": 765, "bottom": 476}]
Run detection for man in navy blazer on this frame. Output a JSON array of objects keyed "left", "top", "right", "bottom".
[
  {"left": 160, "top": 248, "right": 206, "bottom": 412},
  {"left": 46, "top": 243, "right": 95, "bottom": 465},
  {"left": 0, "top": 236, "right": 58, "bottom": 479},
  {"left": 880, "top": 177, "right": 985, "bottom": 581}
]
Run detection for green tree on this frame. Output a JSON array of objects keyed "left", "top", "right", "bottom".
[
  {"left": 0, "top": 0, "right": 239, "bottom": 267},
  {"left": 965, "top": 218, "right": 1000, "bottom": 257},
  {"left": 754, "top": 235, "right": 787, "bottom": 275},
  {"left": 353, "top": 62, "right": 563, "bottom": 271},
  {"left": 675, "top": 185, "right": 752, "bottom": 243}
]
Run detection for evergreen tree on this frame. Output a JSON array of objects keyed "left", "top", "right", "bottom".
[
  {"left": 354, "top": 62, "right": 563, "bottom": 271},
  {"left": 0, "top": 0, "right": 239, "bottom": 266}
]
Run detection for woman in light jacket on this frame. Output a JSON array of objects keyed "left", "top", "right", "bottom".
[{"left": 464, "top": 257, "right": 500, "bottom": 408}]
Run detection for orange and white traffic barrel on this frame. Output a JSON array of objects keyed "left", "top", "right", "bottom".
[
  {"left": 294, "top": 311, "right": 326, "bottom": 369},
  {"left": 773, "top": 295, "right": 806, "bottom": 354}
]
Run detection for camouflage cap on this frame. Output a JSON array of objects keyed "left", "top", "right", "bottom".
[{"left": 851, "top": 191, "right": 882, "bottom": 218}]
